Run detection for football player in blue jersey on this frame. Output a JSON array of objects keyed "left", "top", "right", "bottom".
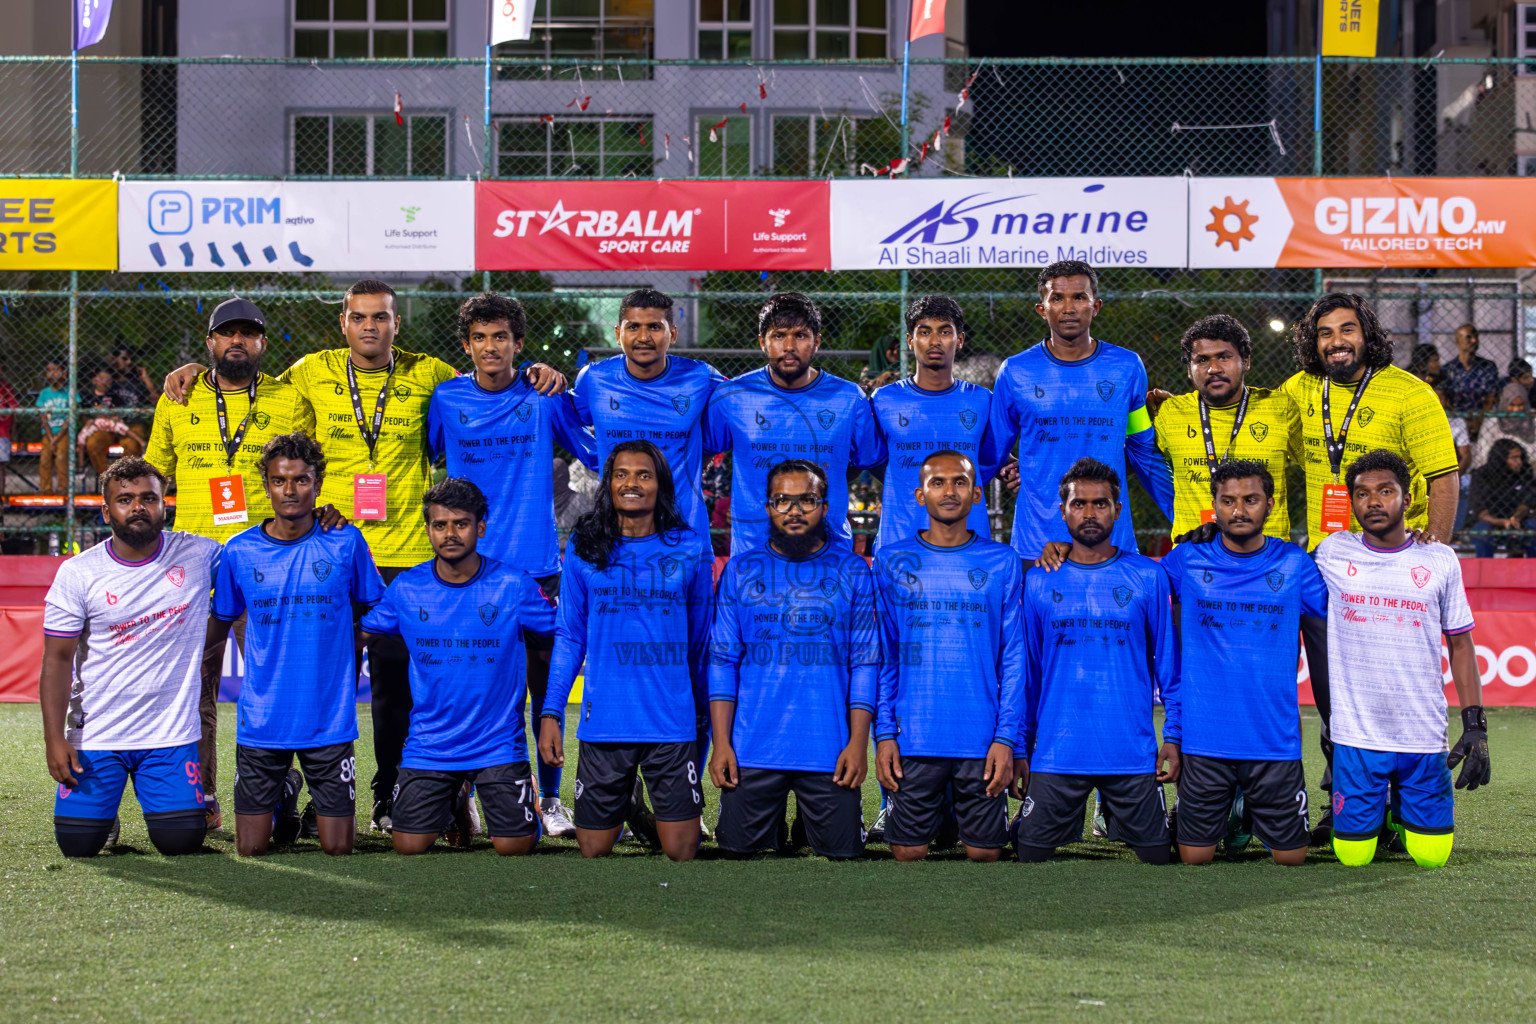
[
  {"left": 984, "top": 261, "right": 1173, "bottom": 559},
  {"left": 428, "top": 292, "right": 598, "bottom": 838},
  {"left": 1016, "top": 457, "right": 1179, "bottom": 865},
  {"left": 360, "top": 479, "right": 557, "bottom": 856},
  {"left": 207, "top": 433, "right": 385, "bottom": 856},
  {"left": 704, "top": 292, "right": 885, "bottom": 556},
  {"left": 539, "top": 440, "right": 714, "bottom": 862}
]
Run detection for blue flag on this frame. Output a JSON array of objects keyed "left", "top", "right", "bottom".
[{"left": 75, "top": 0, "right": 113, "bottom": 50}]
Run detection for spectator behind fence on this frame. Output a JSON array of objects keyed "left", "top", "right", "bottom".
[
  {"left": 859, "top": 335, "right": 901, "bottom": 394},
  {"left": 1466, "top": 438, "right": 1536, "bottom": 558},
  {"left": 1436, "top": 383, "right": 1473, "bottom": 534},
  {"left": 1441, "top": 324, "right": 1501, "bottom": 412},
  {"left": 109, "top": 341, "right": 158, "bottom": 442},
  {"left": 1407, "top": 343, "right": 1443, "bottom": 386},
  {"left": 0, "top": 358, "right": 17, "bottom": 500},
  {"left": 1471, "top": 383, "right": 1535, "bottom": 472},
  {"left": 77, "top": 363, "right": 146, "bottom": 477},
  {"left": 1508, "top": 358, "right": 1534, "bottom": 409},
  {"left": 35, "top": 359, "right": 72, "bottom": 494}
]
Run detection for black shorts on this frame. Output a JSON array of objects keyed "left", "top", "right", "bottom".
[
  {"left": 717, "top": 767, "right": 864, "bottom": 859},
  {"left": 233, "top": 742, "right": 356, "bottom": 818},
  {"left": 1015, "top": 772, "right": 1168, "bottom": 852},
  {"left": 574, "top": 741, "right": 702, "bottom": 830},
  {"left": 885, "top": 756, "right": 1009, "bottom": 849},
  {"left": 391, "top": 761, "right": 540, "bottom": 837},
  {"left": 1176, "top": 754, "right": 1309, "bottom": 850}
]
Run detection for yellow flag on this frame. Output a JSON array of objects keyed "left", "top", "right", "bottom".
[
  {"left": 1321, "top": 0, "right": 1378, "bottom": 57},
  {"left": 0, "top": 180, "right": 117, "bottom": 270}
]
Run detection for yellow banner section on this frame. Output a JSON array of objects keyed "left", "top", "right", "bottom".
[
  {"left": 0, "top": 180, "right": 117, "bottom": 270},
  {"left": 1322, "top": 0, "right": 1379, "bottom": 57}
]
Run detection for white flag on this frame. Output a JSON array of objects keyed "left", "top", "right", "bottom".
[{"left": 491, "top": 0, "right": 536, "bottom": 44}]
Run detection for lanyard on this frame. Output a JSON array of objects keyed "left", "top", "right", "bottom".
[
  {"left": 209, "top": 370, "right": 258, "bottom": 469},
  {"left": 346, "top": 356, "right": 394, "bottom": 465},
  {"left": 1197, "top": 386, "right": 1249, "bottom": 478},
  {"left": 1321, "top": 368, "right": 1374, "bottom": 478}
]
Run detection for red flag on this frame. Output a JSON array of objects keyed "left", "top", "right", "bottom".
[
  {"left": 908, "top": 0, "right": 945, "bottom": 41},
  {"left": 393, "top": 92, "right": 403, "bottom": 126}
]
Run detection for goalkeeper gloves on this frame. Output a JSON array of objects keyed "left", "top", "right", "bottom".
[{"left": 1446, "top": 705, "right": 1491, "bottom": 791}]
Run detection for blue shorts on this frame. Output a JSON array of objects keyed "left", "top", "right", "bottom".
[
  {"left": 1331, "top": 743, "right": 1453, "bottom": 839},
  {"left": 53, "top": 741, "right": 206, "bottom": 821}
]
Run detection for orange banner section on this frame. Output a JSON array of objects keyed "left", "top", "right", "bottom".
[{"left": 1277, "top": 177, "right": 1536, "bottom": 268}]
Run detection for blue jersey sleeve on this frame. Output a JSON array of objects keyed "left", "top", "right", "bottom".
[
  {"left": 1160, "top": 547, "right": 1186, "bottom": 604},
  {"left": 1019, "top": 577, "right": 1044, "bottom": 758},
  {"left": 850, "top": 393, "right": 887, "bottom": 469},
  {"left": 519, "top": 572, "right": 559, "bottom": 637},
  {"left": 549, "top": 392, "right": 600, "bottom": 472},
  {"left": 349, "top": 533, "right": 387, "bottom": 607},
  {"left": 210, "top": 545, "right": 246, "bottom": 621},
  {"left": 686, "top": 551, "right": 715, "bottom": 720},
  {"left": 701, "top": 366, "right": 730, "bottom": 454},
  {"left": 570, "top": 363, "right": 595, "bottom": 427},
  {"left": 1296, "top": 553, "right": 1328, "bottom": 618},
  {"left": 1124, "top": 360, "right": 1175, "bottom": 518},
  {"left": 360, "top": 586, "right": 400, "bottom": 636},
  {"left": 873, "top": 555, "right": 901, "bottom": 742},
  {"left": 426, "top": 389, "right": 446, "bottom": 462},
  {"left": 980, "top": 365, "right": 1022, "bottom": 470},
  {"left": 993, "top": 556, "right": 1026, "bottom": 749},
  {"left": 543, "top": 558, "right": 589, "bottom": 722},
  {"left": 848, "top": 559, "right": 879, "bottom": 714},
  {"left": 1149, "top": 568, "right": 1180, "bottom": 743},
  {"left": 706, "top": 564, "right": 743, "bottom": 704}
]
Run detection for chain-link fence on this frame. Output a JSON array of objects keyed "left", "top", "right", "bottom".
[{"left": 2, "top": 56, "right": 1535, "bottom": 553}]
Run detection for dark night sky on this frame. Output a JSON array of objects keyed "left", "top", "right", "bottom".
[{"left": 968, "top": 1, "right": 1269, "bottom": 58}]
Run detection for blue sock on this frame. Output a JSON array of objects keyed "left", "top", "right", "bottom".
[{"left": 537, "top": 758, "right": 561, "bottom": 800}]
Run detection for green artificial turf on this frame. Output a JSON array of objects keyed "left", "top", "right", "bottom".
[{"left": 2, "top": 704, "right": 1535, "bottom": 1023}]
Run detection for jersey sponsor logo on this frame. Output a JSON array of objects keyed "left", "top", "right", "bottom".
[
  {"left": 312, "top": 559, "right": 332, "bottom": 582},
  {"left": 959, "top": 409, "right": 977, "bottom": 430},
  {"left": 609, "top": 396, "right": 620, "bottom": 410},
  {"left": 671, "top": 395, "right": 690, "bottom": 415},
  {"left": 418, "top": 606, "right": 430, "bottom": 621},
  {"left": 1249, "top": 420, "right": 1269, "bottom": 442},
  {"left": 189, "top": 411, "right": 201, "bottom": 424},
  {"left": 166, "top": 565, "right": 186, "bottom": 587},
  {"left": 1051, "top": 588, "right": 1063, "bottom": 602},
  {"left": 660, "top": 556, "right": 680, "bottom": 578},
  {"left": 1411, "top": 565, "right": 1432, "bottom": 588},
  {"left": 1187, "top": 424, "right": 1197, "bottom": 438},
  {"left": 898, "top": 412, "right": 909, "bottom": 427},
  {"left": 253, "top": 410, "right": 271, "bottom": 429},
  {"left": 106, "top": 590, "right": 118, "bottom": 604},
  {"left": 254, "top": 568, "right": 265, "bottom": 582},
  {"left": 819, "top": 577, "right": 838, "bottom": 598},
  {"left": 755, "top": 410, "right": 772, "bottom": 429},
  {"left": 479, "top": 602, "right": 499, "bottom": 625},
  {"left": 967, "top": 567, "right": 988, "bottom": 590},
  {"left": 749, "top": 579, "right": 766, "bottom": 598},
  {"left": 1266, "top": 569, "right": 1285, "bottom": 591},
  {"left": 1201, "top": 569, "right": 1213, "bottom": 583},
  {"left": 1347, "top": 561, "right": 1358, "bottom": 576},
  {"left": 1112, "top": 585, "right": 1132, "bottom": 607},
  {"left": 1357, "top": 407, "right": 1375, "bottom": 427},
  {"left": 817, "top": 409, "right": 836, "bottom": 429},
  {"left": 458, "top": 409, "right": 469, "bottom": 424},
  {"left": 1033, "top": 384, "right": 1046, "bottom": 398},
  {"left": 515, "top": 404, "right": 532, "bottom": 423}
]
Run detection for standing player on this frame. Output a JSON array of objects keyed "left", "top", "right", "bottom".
[
  {"left": 538, "top": 441, "right": 714, "bottom": 862},
  {"left": 708, "top": 460, "right": 877, "bottom": 860},
  {"left": 163, "top": 279, "right": 566, "bottom": 832},
  {"left": 205, "top": 433, "right": 385, "bottom": 857},
  {"left": 983, "top": 262, "right": 1173, "bottom": 559},
  {"left": 870, "top": 294, "right": 993, "bottom": 552},
  {"left": 704, "top": 292, "right": 886, "bottom": 555},
  {"left": 360, "top": 478, "right": 557, "bottom": 856},
  {"left": 571, "top": 288, "right": 725, "bottom": 540},
  {"left": 427, "top": 291, "right": 598, "bottom": 837},
  {"left": 1160, "top": 461, "right": 1327, "bottom": 866},
  {"left": 1151, "top": 315, "right": 1300, "bottom": 542},
  {"left": 1315, "top": 451, "right": 1488, "bottom": 868},
  {"left": 1282, "top": 293, "right": 1459, "bottom": 835},
  {"left": 144, "top": 297, "right": 317, "bottom": 830},
  {"left": 1016, "top": 458, "right": 1179, "bottom": 865},
  {"left": 873, "top": 450, "right": 1023, "bottom": 863},
  {"left": 40, "top": 459, "right": 221, "bottom": 857}
]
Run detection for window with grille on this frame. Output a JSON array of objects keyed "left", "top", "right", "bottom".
[
  {"left": 771, "top": 114, "right": 878, "bottom": 176},
  {"left": 694, "top": 114, "right": 752, "bottom": 177},
  {"left": 772, "top": 0, "right": 886, "bottom": 59},
  {"left": 495, "top": 0, "right": 654, "bottom": 80},
  {"left": 699, "top": 0, "right": 753, "bottom": 59},
  {"left": 496, "top": 118, "right": 655, "bottom": 177},
  {"left": 292, "top": 113, "right": 449, "bottom": 175}
]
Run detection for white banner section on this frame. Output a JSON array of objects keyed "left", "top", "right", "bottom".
[
  {"left": 119, "top": 181, "right": 475, "bottom": 272},
  {"left": 830, "top": 178, "right": 1189, "bottom": 270}
]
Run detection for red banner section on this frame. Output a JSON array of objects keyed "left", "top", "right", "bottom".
[
  {"left": 1298, "top": 610, "right": 1536, "bottom": 706},
  {"left": 475, "top": 180, "right": 830, "bottom": 271},
  {"left": 0, "top": 608, "right": 43, "bottom": 702}
]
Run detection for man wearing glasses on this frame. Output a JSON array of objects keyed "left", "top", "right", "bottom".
[{"left": 145, "top": 297, "right": 318, "bottom": 831}]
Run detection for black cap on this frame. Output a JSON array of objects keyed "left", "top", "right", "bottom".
[{"left": 208, "top": 297, "right": 265, "bottom": 335}]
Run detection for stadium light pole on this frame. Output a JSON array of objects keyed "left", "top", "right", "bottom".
[{"left": 67, "top": 3, "right": 80, "bottom": 554}]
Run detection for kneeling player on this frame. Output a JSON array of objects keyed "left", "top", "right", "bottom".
[
  {"left": 539, "top": 441, "right": 714, "bottom": 861},
  {"left": 361, "top": 479, "right": 556, "bottom": 856},
  {"left": 1160, "top": 461, "right": 1326, "bottom": 865},
  {"left": 41, "top": 459, "right": 221, "bottom": 857},
  {"left": 874, "top": 450, "right": 1024, "bottom": 862},
  {"left": 709, "top": 460, "right": 876, "bottom": 859},
  {"left": 207, "top": 433, "right": 384, "bottom": 856},
  {"left": 1016, "top": 458, "right": 1179, "bottom": 864},
  {"left": 1316, "top": 451, "right": 1489, "bottom": 868}
]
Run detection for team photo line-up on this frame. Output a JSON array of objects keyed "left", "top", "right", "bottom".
[{"left": 39, "top": 260, "right": 1492, "bottom": 869}]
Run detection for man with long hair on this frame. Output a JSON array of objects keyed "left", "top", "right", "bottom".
[{"left": 539, "top": 440, "right": 714, "bottom": 861}]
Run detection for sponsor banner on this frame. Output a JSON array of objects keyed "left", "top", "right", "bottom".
[
  {"left": 1191, "top": 177, "right": 1536, "bottom": 268},
  {"left": 118, "top": 181, "right": 474, "bottom": 272},
  {"left": 476, "top": 180, "right": 829, "bottom": 271},
  {"left": 0, "top": 180, "right": 116, "bottom": 270},
  {"left": 829, "top": 178, "right": 1187, "bottom": 270},
  {"left": 1297, "top": 610, "right": 1536, "bottom": 706}
]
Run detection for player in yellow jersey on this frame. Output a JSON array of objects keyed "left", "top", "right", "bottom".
[
  {"left": 163, "top": 279, "right": 567, "bottom": 832},
  {"left": 1152, "top": 314, "right": 1301, "bottom": 542},
  {"left": 1282, "top": 292, "right": 1458, "bottom": 841},
  {"left": 144, "top": 297, "right": 319, "bottom": 829}
]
